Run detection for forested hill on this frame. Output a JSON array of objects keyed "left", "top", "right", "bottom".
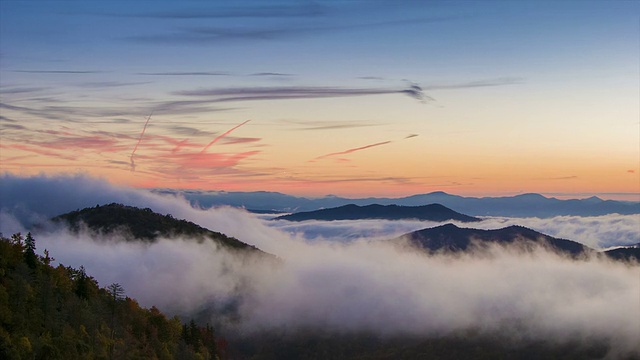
[
  {"left": 395, "top": 223, "right": 593, "bottom": 256},
  {"left": 0, "top": 233, "right": 223, "bottom": 360},
  {"left": 52, "top": 203, "right": 259, "bottom": 252},
  {"left": 274, "top": 204, "right": 481, "bottom": 222}
]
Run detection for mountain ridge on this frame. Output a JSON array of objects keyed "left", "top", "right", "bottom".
[
  {"left": 274, "top": 203, "right": 481, "bottom": 222},
  {"left": 157, "top": 189, "right": 640, "bottom": 217},
  {"left": 51, "top": 203, "right": 263, "bottom": 253},
  {"left": 394, "top": 223, "right": 593, "bottom": 256}
]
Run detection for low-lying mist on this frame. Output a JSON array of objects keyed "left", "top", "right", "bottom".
[
  {"left": 267, "top": 214, "right": 640, "bottom": 249},
  {"left": 1, "top": 174, "right": 639, "bottom": 356}
]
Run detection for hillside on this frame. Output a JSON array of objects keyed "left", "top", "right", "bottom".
[
  {"left": 52, "top": 203, "right": 260, "bottom": 252},
  {"left": 0, "top": 233, "right": 221, "bottom": 360},
  {"left": 395, "top": 223, "right": 592, "bottom": 256},
  {"left": 274, "top": 203, "right": 480, "bottom": 222}
]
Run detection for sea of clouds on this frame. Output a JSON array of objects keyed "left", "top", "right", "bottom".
[{"left": 1, "top": 173, "right": 639, "bottom": 356}]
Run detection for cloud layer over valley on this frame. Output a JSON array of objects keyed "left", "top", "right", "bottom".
[{"left": 1, "top": 174, "right": 639, "bottom": 356}]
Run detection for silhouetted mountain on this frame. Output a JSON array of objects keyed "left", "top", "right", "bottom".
[
  {"left": 395, "top": 223, "right": 592, "bottom": 256},
  {"left": 52, "top": 203, "right": 260, "bottom": 252},
  {"left": 604, "top": 245, "right": 640, "bottom": 262},
  {"left": 274, "top": 204, "right": 480, "bottom": 222},
  {"left": 162, "top": 189, "right": 640, "bottom": 217}
]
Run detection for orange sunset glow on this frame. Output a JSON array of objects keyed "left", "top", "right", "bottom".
[{"left": 1, "top": 1, "right": 638, "bottom": 201}]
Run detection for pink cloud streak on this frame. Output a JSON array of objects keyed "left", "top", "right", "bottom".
[{"left": 200, "top": 120, "right": 251, "bottom": 154}]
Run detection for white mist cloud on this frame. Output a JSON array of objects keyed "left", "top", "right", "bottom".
[
  {"left": 267, "top": 215, "right": 640, "bottom": 249},
  {"left": 477, "top": 215, "right": 640, "bottom": 249},
  {"left": 2, "top": 173, "right": 639, "bottom": 356},
  {"left": 33, "top": 224, "right": 640, "bottom": 356}
]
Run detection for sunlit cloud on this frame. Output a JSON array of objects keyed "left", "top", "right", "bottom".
[{"left": 0, "top": 143, "right": 77, "bottom": 161}]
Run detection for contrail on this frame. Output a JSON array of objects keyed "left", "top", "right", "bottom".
[
  {"left": 129, "top": 112, "right": 152, "bottom": 171},
  {"left": 200, "top": 119, "right": 251, "bottom": 154},
  {"left": 312, "top": 134, "right": 418, "bottom": 161},
  {"left": 313, "top": 141, "right": 392, "bottom": 161}
]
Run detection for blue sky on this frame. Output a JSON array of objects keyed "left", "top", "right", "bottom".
[{"left": 1, "top": 1, "right": 638, "bottom": 199}]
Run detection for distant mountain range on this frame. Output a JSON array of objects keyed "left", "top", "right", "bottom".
[
  {"left": 156, "top": 189, "right": 640, "bottom": 217},
  {"left": 52, "top": 203, "right": 263, "bottom": 253},
  {"left": 274, "top": 204, "right": 481, "bottom": 222}
]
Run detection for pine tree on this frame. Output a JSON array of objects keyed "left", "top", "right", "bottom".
[{"left": 23, "top": 232, "right": 37, "bottom": 269}]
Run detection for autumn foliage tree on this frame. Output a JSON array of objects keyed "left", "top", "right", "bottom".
[{"left": 0, "top": 233, "right": 221, "bottom": 360}]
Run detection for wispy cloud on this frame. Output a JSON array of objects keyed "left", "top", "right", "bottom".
[
  {"left": 220, "top": 137, "right": 262, "bottom": 146},
  {"left": 163, "top": 150, "right": 260, "bottom": 169},
  {"left": 75, "top": 81, "right": 150, "bottom": 88},
  {"left": 106, "top": 3, "right": 327, "bottom": 19},
  {"left": 34, "top": 136, "right": 126, "bottom": 152},
  {"left": 282, "top": 119, "right": 383, "bottom": 131},
  {"left": 12, "top": 70, "right": 106, "bottom": 74},
  {"left": 0, "top": 123, "right": 27, "bottom": 130},
  {"left": 137, "top": 71, "right": 230, "bottom": 76},
  {"left": 174, "top": 85, "right": 429, "bottom": 102},
  {"left": 425, "top": 77, "right": 524, "bottom": 90},
  {"left": 249, "top": 72, "right": 295, "bottom": 77},
  {"left": 0, "top": 143, "right": 77, "bottom": 161},
  {"left": 0, "top": 86, "right": 50, "bottom": 95},
  {"left": 125, "top": 17, "right": 452, "bottom": 44}
]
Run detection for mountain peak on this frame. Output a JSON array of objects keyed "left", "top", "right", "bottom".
[
  {"left": 583, "top": 196, "right": 604, "bottom": 203},
  {"left": 52, "top": 203, "right": 262, "bottom": 252},
  {"left": 399, "top": 224, "right": 591, "bottom": 256}
]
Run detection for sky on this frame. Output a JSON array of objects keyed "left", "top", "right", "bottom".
[{"left": 1, "top": 1, "right": 638, "bottom": 199}]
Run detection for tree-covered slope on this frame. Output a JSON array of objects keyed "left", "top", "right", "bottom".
[
  {"left": 0, "top": 233, "right": 222, "bottom": 360},
  {"left": 52, "top": 203, "right": 258, "bottom": 252}
]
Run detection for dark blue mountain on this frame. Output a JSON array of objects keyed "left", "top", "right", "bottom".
[
  {"left": 395, "top": 223, "right": 592, "bottom": 256},
  {"left": 274, "top": 204, "right": 480, "bottom": 222}
]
